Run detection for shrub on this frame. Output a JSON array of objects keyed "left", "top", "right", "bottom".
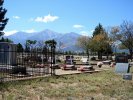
[
  {"left": 10, "top": 66, "right": 27, "bottom": 75},
  {"left": 91, "top": 57, "right": 96, "bottom": 61}
]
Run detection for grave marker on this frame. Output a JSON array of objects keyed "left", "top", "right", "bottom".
[{"left": 115, "top": 55, "right": 130, "bottom": 74}]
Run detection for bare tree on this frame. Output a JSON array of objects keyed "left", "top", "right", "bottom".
[
  {"left": 57, "top": 41, "right": 64, "bottom": 54},
  {"left": 112, "top": 20, "right": 133, "bottom": 61},
  {"left": 36, "top": 40, "right": 45, "bottom": 51},
  {"left": 76, "top": 36, "right": 91, "bottom": 59}
]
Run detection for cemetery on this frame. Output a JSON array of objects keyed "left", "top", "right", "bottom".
[
  {"left": 0, "top": 43, "right": 100, "bottom": 81},
  {"left": 0, "top": 42, "right": 133, "bottom": 100},
  {"left": 0, "top": 42, "right": 53, "bottom": 81},
  {"left": 0, "top": 0, "right": 133, "bottom": 99},
  {"left": 0, "top": 42, "right": 132, "bottom": 82}
]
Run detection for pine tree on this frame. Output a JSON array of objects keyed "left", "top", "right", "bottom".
[
  {"left": 0, "top": 0, "right": 8, "bottom": 37},
  {"left": 92, "top": 23, "right": 108, "bottom": 59},
  {"left": 17, "top": 43, "right": 24, "bottom": 52},
  {"left": 93, "top": 23, "right": 105, "bottom": 37},
  {"left": 0, "top": 37, "right": 13, "bottom": 43}
]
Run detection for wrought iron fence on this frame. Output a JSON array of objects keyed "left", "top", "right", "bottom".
[{"left": 0, "top": 50, "right": 55, "bottom": 82}]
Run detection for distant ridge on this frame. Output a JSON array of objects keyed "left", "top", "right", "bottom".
[{"left": 5, "top": 29, "right": 82, "bottom": 51}]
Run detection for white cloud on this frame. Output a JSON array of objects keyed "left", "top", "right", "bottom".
[
  {"left": 35, "top": 14, "right": 59, "bottom": 23},
  {"left": 73, "top": 24, "right": 84, "bottom": 29},
  {"left": 4, "top": 30, "right": 18, "bottom": 36},
  {"left": 4, "top": 29, "right": 36, "bottom": 36},
  {"left": 23, "top": 29, "right": 36, "bottom": 33},
  {"left": 13, "top": 16, "right": 20, "bottom": 19},
  {"left": 80, "top": 31, "right": 89, "bottom": 36}
]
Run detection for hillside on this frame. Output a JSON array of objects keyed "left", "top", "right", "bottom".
[{"left": 5, "top": 29, "right": 82, "bottom": 51}]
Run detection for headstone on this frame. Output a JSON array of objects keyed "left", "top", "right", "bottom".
[
  {"left": 115, "top": 55, "right": 128, "bottom": 63},
  {"left": 115, "top": 55, "right": 130, "bottom": 74},
  {"left": 123, "top": 73, "right": 132, "bottom": 80},
  {"left": 81, "top": 57, "right": 88, "bottom": 64},
  {"left": 65, "top": 55, "right": 74, "bottom": 65},
  {"left": 115, "top": 63, "right": 129, "bottom": 73},
  {"left": 0, "top": 42, "right": 17, "bottom": 65}
]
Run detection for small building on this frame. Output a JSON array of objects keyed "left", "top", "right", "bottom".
[{"left": 0, "top": 42, "right": 17, "bottom": 65}]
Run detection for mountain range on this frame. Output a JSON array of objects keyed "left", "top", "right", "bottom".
[{"left": 5, "top": 29, "right": 83, "bottom": 51}]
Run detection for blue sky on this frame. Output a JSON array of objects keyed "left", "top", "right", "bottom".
[{"left": 3, "top": 0, "right": 133, "bottom": 36}]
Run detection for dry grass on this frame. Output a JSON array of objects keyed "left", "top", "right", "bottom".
[{"left": 0, "top": 67, "right": 133, "bottom": 100}]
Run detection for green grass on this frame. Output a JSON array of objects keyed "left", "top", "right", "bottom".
[
  {"left": 0, "top": 68, "right": 133, "bottom": 100},
  {"left": 0, "top": 73, "right": 7, "bottom": 77}
]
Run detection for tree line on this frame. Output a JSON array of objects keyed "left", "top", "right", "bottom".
[
  {"left": 1, "top": 0, "right": 133, "bottom": 60},
  {"left": 77, "top": 21, "right": 133, "bottom": 61}
]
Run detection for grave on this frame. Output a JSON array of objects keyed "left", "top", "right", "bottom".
[
  {"left": 115, "top": 55, "right": 130, "bottom": 74},
  {"left": 65, "top": 55, "right": 74, "bottom": 65},
  {"left": 123, "top": 73, "right": 132, "bottom": 80},
  {"left": 81, "top": 56, "right": 89, "bottom": 64},
  {"left": 0, "top": 42, "right": 17, "bottom": 65},
  {"left": 61, "top": 55, "right": 76, "bottom": 70},
  {"left": 102, "top": 60, "right": 111, "bottom": 65}
]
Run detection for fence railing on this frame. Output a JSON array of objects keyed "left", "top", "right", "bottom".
[{"left": 0, "top": 50, "right": 55, "bottom": 82}]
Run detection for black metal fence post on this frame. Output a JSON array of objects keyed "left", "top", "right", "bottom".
[
  {"left": 51, "top": 46, "right": 53, "bottom": 76},
  {"left": 52, "top": 45, "right": 55, "bottom": 75}
]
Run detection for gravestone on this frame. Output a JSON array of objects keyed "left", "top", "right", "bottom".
[
  {"left": 115, "top": 55, "right": 128, "bottom": 63},
  {"left": 0, "top": 42, "right": 17, "bottom": 65},
  {"left": 115, "top": 63, "right": 129, "bottom": 73},
  {"left": 123, "top": 73, "right": 132, "bottom": 80},
  {"left": 115, "top": 55, "right": 130, "bottom": 73},
  {"left": 65, "top": 55, "right": 74, "bottom": 65},
  {"left": 81, "top": 57, "right": 89, "bottom": 64}
]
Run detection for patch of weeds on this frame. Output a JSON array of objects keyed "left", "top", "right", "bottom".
[
  {"left": 67, "top": 96, "right": 76, "bottom": 100},
  {"left": 14, "top": 95, "right": 26, "bottom": 100},
  {"left": 0, "top": 68, "right": 133, "bottom": 99},
  {"left": 6, "top": 94, "right": 14, "bottom": 100}
]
